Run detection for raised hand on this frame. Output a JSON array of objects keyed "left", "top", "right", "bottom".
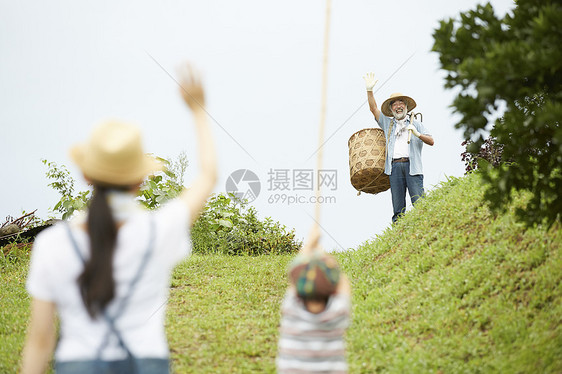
[
  {"left": 362, "top": 72, "right": 378, "bottom": 92},
  {"left": 178, "top": 63, "right": 205, "bottom": 112}
]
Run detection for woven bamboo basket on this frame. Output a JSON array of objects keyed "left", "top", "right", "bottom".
[{"left": 348, "top": 128, "right": 390, "bottom": 195}]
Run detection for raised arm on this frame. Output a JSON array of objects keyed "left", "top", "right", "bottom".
[
  {"left": 299, "top": 224, "right": 322, "bottom": 256},
  {"left": 363, "top": 72, "right": 381, "bottom": 122},
  {"left": 177, "top": 64, "right": 218, "bottom": 226}
]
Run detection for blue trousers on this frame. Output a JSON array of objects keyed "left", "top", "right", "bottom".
[
  {"left": 389, "top": 160, "right": 424, "bottom": 223},
  {"left": 55, "top": 358, "right": 169, "bottom": 374}
]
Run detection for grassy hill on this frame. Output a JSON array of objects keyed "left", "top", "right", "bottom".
[
  {"left": 1, "top": 172, "right": 560, "bottom": 373},
  {"left": 339, "top": 173, "right": 561, "bottom": 373}
]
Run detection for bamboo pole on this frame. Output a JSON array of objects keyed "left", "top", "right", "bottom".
[{"left": 315, "top": 0, "right": 332, "bottom": 225}]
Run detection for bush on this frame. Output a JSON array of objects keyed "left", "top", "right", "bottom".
[
  {"left": 191, "top": 193, "right": 301, "bottom": 255},
  {"left": 460, "top": 136, "right": 504, "bottom": 173},
  {"left": 42, "top": 159, "right": 90, "bottom": 220},
  {"left": 42, "top": 158, "right": 301, "bottom": 255},
  {"left": 138, "top": 157, "right": 184, "bottom": 210},
  {"left": 43, "top": 155, "right": 186, "bottom": 217}
]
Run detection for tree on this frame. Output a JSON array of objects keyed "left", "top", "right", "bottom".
[{"left": 432, "top": 0, "right": 562, "bottom": 226}]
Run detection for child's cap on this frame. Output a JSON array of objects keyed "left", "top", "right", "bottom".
[{"left": 289, "top": 252, "right": 341, "bottom": 299}]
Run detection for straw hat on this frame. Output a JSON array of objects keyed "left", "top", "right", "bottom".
[
  {"left": 381, "top": 93, "right": 417, "bottom": 117},
  {"left": 70, "top": 120, "right": 163, "bottom": 186},
  {"left": 289, "top": 252, "right": 341, "bottom": 300}
]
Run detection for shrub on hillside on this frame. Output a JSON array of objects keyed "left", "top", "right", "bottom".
[
  {"left": 460, "top": 136, "right": 504, "bottom": 173},
  {"left": 42, "top": 159, "right": 90, "bottom": 220},
  {"left": 43, "top": 158, "right": 301, "bottom": 255},
  {"left": 43, "top": 155, "right": 186, "bottom": 218},
  {"left": 191, "top": 193, "right": 301, "bottom": 255},
  {"left": 138, "top": 156, "right": 185, "bottom": 210}
]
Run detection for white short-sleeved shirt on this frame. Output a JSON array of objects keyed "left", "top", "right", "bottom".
[
  {"left": 376, "top": 113, "right": 430, "bottom": 176},
  {"left": 26, "top": 198, "right": 190, "bottom": 362},
  {"left": 392, "top": 119, "right": 410, "bottom": 159}
]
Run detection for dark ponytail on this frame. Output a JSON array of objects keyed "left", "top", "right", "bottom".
[{"left": 79, "top": 185, "right": 118, "bottom": 318}]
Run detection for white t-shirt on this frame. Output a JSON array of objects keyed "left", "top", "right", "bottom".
[
  {"left": 392, "top": 119, "right": 410, "bottom": 159},
  {"left": 26, "top": 198, "right": 190, "bottom": 362}
]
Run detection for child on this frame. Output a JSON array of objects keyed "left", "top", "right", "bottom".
[{"left": 277, "top": 227, "right": 351, "bottom": 374}]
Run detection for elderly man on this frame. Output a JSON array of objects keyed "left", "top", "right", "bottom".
[{"left": 363, "top": 72, "right": 434, "bottom": 223}]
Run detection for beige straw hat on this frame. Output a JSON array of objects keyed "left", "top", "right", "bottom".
[
  {"left": 381, "top": 93, "right": 417, "bottom": 117},
  {"left": 70, "top": 120, "right": 163, "bottom": 186}
]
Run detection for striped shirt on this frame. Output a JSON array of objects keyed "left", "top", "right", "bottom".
[{"left": 277, "top": 291, "right": 351, "bottom": 374}]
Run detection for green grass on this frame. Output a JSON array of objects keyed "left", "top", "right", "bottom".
[
  {"left": 167, "top": 254, "right": 291, "bottom": 373},
  {"left": 339, "top": 174, "right": 562, "bottom": 373},
  {"left": 1, "top": 173, "right": 561, "bottom": 373},
  {"left": 0, "top": 245, "right": 32, "bottom": 374}
]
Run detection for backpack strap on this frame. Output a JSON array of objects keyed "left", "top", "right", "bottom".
[{"left": 64, "top": 217, "right": 156, "bottom": 364}]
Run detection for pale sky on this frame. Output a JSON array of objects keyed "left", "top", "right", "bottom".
[{"left": 0, "top": 0, "right": 515, "bottom": 251}]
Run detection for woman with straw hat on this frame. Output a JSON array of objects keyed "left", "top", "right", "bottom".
[
  {"left": 363, "top": 72, "right": 434, "bottom": 223},
  {"left": 21, "top": 63, "right": 217, "bottom": 374}
]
